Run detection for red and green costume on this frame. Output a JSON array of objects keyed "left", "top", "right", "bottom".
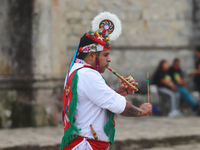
[{"left": 60, "top": 65, "right": 115, "bottom": 150}]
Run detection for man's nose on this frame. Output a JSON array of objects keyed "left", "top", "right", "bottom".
[{"left": 108, "top": 56, "right": 111, "bottom": 62}]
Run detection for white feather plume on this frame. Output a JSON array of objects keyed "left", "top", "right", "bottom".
[{"left": 92, "top": 12, "right": 122, "bottom": 41}]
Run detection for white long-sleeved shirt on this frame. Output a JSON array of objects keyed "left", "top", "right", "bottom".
[{"left": 66, "top": 63, "right": 126, "bottom": 142}]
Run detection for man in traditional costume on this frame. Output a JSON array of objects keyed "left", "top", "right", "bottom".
[{"left": 60, "top": 12, "right": 152, "bottom": 150}]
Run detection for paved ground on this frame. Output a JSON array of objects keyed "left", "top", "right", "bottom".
[
  {"left": 141, "top": 143, "right": 200, "bottom": 150},
  {"left": 0, "top": 115, "right": 200, "bottom": 149},
  {"left": 114, "top": 115, "right": 200, "bottom": 141}
]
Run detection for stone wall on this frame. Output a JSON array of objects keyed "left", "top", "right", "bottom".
[
  {"left": 0, "top": 0, "right": 11, "bottom": 76},
  {"left": 31, "top": 0, "right": 68, "bottom": 127},
  {"left": 0, "top": 0, "right": 35, "bottom": 128},
  {"left": 0, "top": 0, "right": 67, "bottom": 128},
  {"left": 0, "top": 0, "right": 200, "bottom": 128},
  {"left": 192, "top": 0, "right": 200, "bottom": 45},
  {"left": 66, "top": 0, "right": 193, "bottom": 47},
  {"left": 66, "top": 0, "right": 197, "bottom": 89}
]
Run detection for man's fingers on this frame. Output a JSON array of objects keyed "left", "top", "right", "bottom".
[
  {"left": 123, "top": 82, "right": 138, "bottom": 86},
  {"left": 128, "top": 79, "right": 138, "bottom": 85},
  {"left": 128, "top": 83, "right": 138, "bottom": 90},
  {"left": 132, "top": 82, "right": 138, "bottom": 86},
  {"left": 139, "top": 103, "right": 152, "bottom": 116},
  {"left": 149, "top": 112, "right": 151, "bottom": 116},
  {"left": 128, "top": 79, "right": 134, "bottom": 82},
  {"left": 149, "top": 105, "right": 152, "bottom": 116},
  {"left": 123, "top": 82, "right": 138, "bottom": 93}
]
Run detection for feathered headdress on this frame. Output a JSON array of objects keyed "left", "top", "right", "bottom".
[
  {"left": 92, "top": 11, "right": 122, "bottom": 41},
  {"left": 78, "top": 11, "right": 122, "bottom": 53}
]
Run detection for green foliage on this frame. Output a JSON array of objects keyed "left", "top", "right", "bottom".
[
  {"left": 11, "top": 101, "right": 36, "bottom": 128},
  {"left": 0, "top": 91, "right": 15, "bottom": 128}
]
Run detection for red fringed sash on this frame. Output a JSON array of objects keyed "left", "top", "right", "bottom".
[{"left": 63, "top": 136, "right": 109, "bottom": 150}]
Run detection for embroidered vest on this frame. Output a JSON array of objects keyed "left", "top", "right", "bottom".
[{"left": 60, "top": 66, "right": 115, "bottom": 150}]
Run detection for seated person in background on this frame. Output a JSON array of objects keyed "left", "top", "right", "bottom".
[
  {"left": 189, "top": 46, "right": 200, "bottom": 91},
  {"left": 153, "top": 60, "right": 181, "bottom": 117},
  {"left": 169, "top": 58, "right": 200, "bottom": 115}
]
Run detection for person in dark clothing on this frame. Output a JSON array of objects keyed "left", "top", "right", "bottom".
[
  {"left": 189, "top": 46, "right": 200, "bottom": 91},
  {"left": 169, "top": 58, "right": 200, "bottom": 115},
  {"left": 153, "top": 60, "right": 181, "bottom": 117}
]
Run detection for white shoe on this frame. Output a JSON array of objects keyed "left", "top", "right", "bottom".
[
  {"left": 175, "top": 110, "right": 182, "bottom": 116},
  {"left": 168, "top": 110, "right": 179, "bottom": 118}
]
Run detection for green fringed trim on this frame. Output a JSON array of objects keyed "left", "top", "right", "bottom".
[
  {"left": 104, "top": 111, "right": 115, "bottom": 145},
  {"left": 60, "top": 126, "right": 79, "bottom": 149},
  {"left": 102, "top": 76, "right": 116, "bottom": 145},
  {"left": 60, "top": 70, "right": 81, "bottom": 150},
  {"left": 68, "top": 70, "right": 80, "bottom": 130},
  {"left": 102, "top": 77, "right": 107, "bottom": 85}
]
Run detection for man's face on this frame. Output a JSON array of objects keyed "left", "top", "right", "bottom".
[
  {"left": 98, "top": 50, "right": 111, "bottom": 73},
  {"left": 173, "top": 61, "right": 180, "bottom": 70},
  {"left": 196, "top": 51, "right": 200, "bottom": 58}
]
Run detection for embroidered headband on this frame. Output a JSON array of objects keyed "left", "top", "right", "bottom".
[{"left": 78, "top": 44, "right": 108, "bottom": 53}]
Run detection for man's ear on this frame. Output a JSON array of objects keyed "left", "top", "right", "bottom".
[{"left": 88, "top": 52, "right": 96, "bottom": 61}]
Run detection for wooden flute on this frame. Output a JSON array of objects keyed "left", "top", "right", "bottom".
[
  {"left": 90, "top": 124, "right": 98, "bottom": 140},
  {"left": 106, "top": 66, "right": 138, "bottom": 90}
]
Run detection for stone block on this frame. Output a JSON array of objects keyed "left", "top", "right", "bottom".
[
  {"left": 126, "top": 11, "right": 142, "bottom": 21},
  {"left": 143, "top": 9, "right": 177, "bottom": 21},
  {"left": 66, "top": 10, "right": 81, "bottom": 20},
  {"left": 66, "top": 0, "right": 85, "bottom": 11},
  {"left": 67, "top": 35, "right": 79, "bottom": 47},
  {"left": 115, "top": 20, "right": 192, "bottom": 47},
  {"left": 84, "top": 0, "right": 101, "bottom": 12},
  {"left": 72, "top": 24, "right": 85, "bottom": 36}
]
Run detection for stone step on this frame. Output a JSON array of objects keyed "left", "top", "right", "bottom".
[
  {"left": 111, "top": 135, "right": 200, "bottom": 150},
  {"left": 0, "top": 116, "right": 200, "bottom": 150}
]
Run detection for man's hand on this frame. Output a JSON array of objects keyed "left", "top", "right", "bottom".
[
  {"left": 169, "top": 83, "right": 176, "bottom": 92},
  {"left": 115, "top": 79, "right": 138, "bottom": 96},
  {"left": 120, "top": 101, "right": 152, "bottom": 117},
  {"left": 139, "top": 103, "right": 152, "bottom": 116}
]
